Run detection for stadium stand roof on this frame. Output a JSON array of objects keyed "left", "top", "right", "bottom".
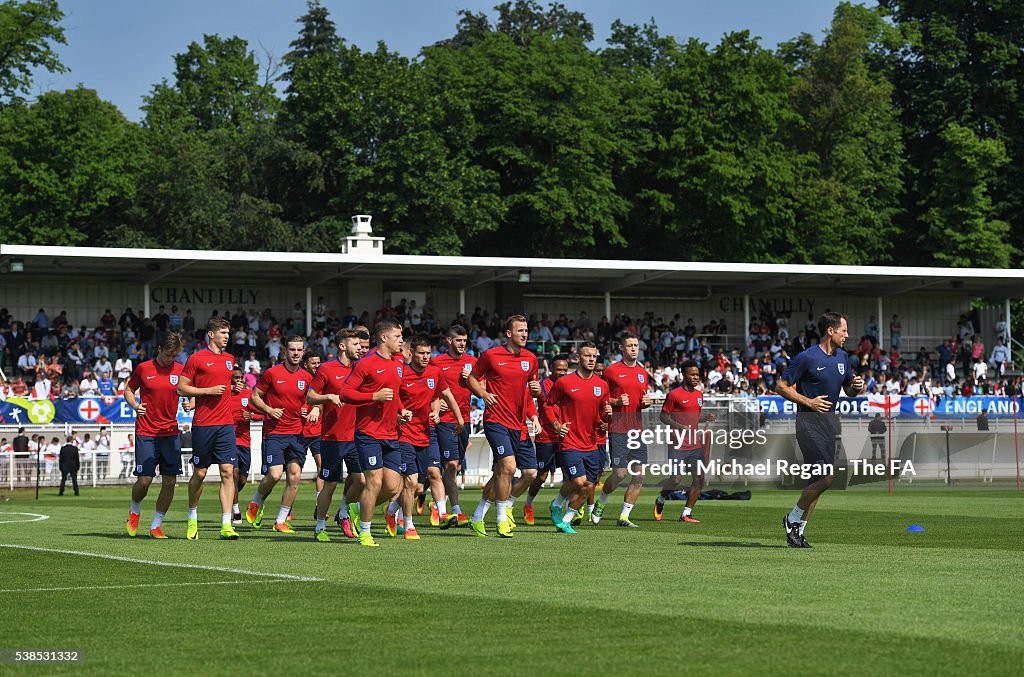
[{"left": 1, "top": 244, "right": 1023, "bottom": 299}]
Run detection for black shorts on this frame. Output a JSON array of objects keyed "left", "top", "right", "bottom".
[{"left": 795, "top": 414, "right": 839, "bottom": 468}]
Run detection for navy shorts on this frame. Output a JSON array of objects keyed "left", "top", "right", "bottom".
[
  {"left": 516, "top": 435, "right": 538, "bottom": 470},
  {"left": 134, "top": 434, "right": 181, "bottom": 477},
  {"left": 596, "top": 442, "right": 609, "bottom": 470},
  {"left": 559, "top": 448, "right": 602, "bottom": 483},
  {"left": 261, "top": 433, "right": 307, "bottom": 473},
  {"left": 305, "top": 436, "right": 321, "bottom": 457},
  {"left": 795, "top": 416, "right": 838, "bottom": 472},
  {"left": 236, "top": 444, "right": 251, "bottom": 477},
  {"left": 484, "top": 422, "right": 520, "bottom": 464},
  {"left": 397, "top": 442, "right": 423, "bottom": 477},
  {"left": 536, "top": 442, "right": 559, "bottom": 474},
  {"left": 609, "top": 432, "right": 648, "bottom": 470},
  {"left": 417, "top": 432, "right": 442, "bottom": 476},
  {"left": 436, "top": 422, "right": 469, "bottom": 467},
  {"left": 191, "top": 425, "right": 237, "bottom": 469},
  {"left": 668, "top": 448, "right": 705, "bottom": 476},
  {"left": 319, "top": 440, "right": 348, "bottom": 483},
  {"left": 355, "top": 432, "right": 401, "bottom": 472}
]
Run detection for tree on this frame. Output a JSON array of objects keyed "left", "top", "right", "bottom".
[
  {"left": 922, "top": 123, "right": 1011, "bottom": 268},
  {"left": 0, "top": 87, "right": 142, "bottom": 246},
  {"left": 423, "top": 19, "right": 626, "bottom": 256},
  {"left": 142, "top": 34, "right": 278, "bottom": 134},
  {"left": 881, "top": 0, "right": 1024, "bottom": 265},
  {"left": 780, "top": 2, "right": 905, "bottom": 265},
  {"left": 280, "top": 0, "right": 341, "bottom": 86},
  {"left": 0, "top": 0, "right": 66, "bottom": 104}
]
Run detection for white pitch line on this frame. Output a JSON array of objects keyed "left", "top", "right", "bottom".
[
  {"left": 0, "top": 512, "right": 50, "bottom": 524},
  {"left": 0, "top": 580, "right": 252, "bottom": 594},
  {"left": 0, "top": 544, "right": 324, "bottom": 582}
]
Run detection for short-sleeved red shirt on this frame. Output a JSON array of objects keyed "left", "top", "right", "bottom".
[
  {"left": 255, "top": 364, "right": 312, "bottom": 436},
  {"left": 126, "top": 359, "right": 184, "bottom": 437},
  {"left": 546, "top": 372, "right": 610, "bottom": 452},
  {"left": 180, "top": 348, "right": 234, "bottom": 426},
  {"left": 471, "top": 345, "right": 538, "bottom": 431}
]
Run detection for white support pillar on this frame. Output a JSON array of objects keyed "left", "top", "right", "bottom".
[
  {"left": 877, "top": 297, "right": 884, "bottom": 350},
  {"left": 743, "top": 294, "right": 750, "bottom": 348},
  {"left": 604, "top": 292, "right": 612, "bottom": 322},
  {"left": 1006, "top": 297, "right": 1013, "bottom": 362},
  {"left": 459, "top": 289, "right": 466, "bottom": 316},
  {"left": 306, "top": 286, "right": 313, "bottom": 335},
  {"left": 144, "top": 283, "right": 151, "bottom": 319}
]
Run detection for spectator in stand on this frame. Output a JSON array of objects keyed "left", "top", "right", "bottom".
[
  {"left": 98, "top": 371, "right": 115, "bottom": 396},
  {"left": 79, "top": 370, "right": 99, "bottom": 396},
  {"left": 243, "top": 364, "right": 259, "bottom": 389},
  {"left": 4, "top": 321, "right": 26, "bottom": 371},
  {"left": 99, "top": 308, "right": 116, "bottom": 329},
  {"left": 945, "top": 359, "right": 956, "bottom": 384},
  {"left": 17, "top": 346, "right": 38, "bottom": 382},
  {"left": 973, "top": 359, "right": 987, "bottom": 382},
  {"left": 40, "top": 329, "right": 59, "bottom": 357},
  {"left": 32, "top": 372, "right": 51, "bottom": 400},
  {"left": 33, "top": 308, "right": 49, "bottom": 330},
  {"left": 243, "top": 350, "right": 260, "bottom": 375},
  {"left": 182, "top": 308, "right": 196, "bottom": 336},
  {"left": 115, "top": 352, "right": 132, "bottom": 382},
  {"left": 864, "top": 316, "right": 879, "bottom": 344},
  {"left": 152, "top": 305, "right": 170, "bottom": 345},
  {"left": 994, "top": 314, "right": 1008, "bottom": 342},
  {"left": 889, "top": 314, "right": 902, "bottom": 351},
  {"left": 475, "top": 329, "right": 495, "bottom": 353},
  {"left": 266, "top": 333, "right": 282, "bottom": 363},
  {"left": 94, "top": 354, "right": 112, "bottom": 378},
  {"left": 990, "top": 338, "right": 1010, "bottom": 375},
  {"left": 53, "top": 310, "right": 69, "bottom": 330},
  {"left": 168, "top": 305, "right": 182, "bottom": 332}
]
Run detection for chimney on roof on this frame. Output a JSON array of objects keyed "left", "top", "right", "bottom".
[{"left": 342, "top": 214, "right": 385, "bottom": 256}]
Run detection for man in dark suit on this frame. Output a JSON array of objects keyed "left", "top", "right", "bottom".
[{"left": 59, "top": 436, "right": 80, "bottom": 496}]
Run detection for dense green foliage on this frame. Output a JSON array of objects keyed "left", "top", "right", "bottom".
[{"left": 1, "top": 0, "right": 1022, "bottom": 265}]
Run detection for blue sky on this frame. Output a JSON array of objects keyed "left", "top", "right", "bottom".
[{"left": 38, "top": 0, "right": 843, "bottom": 121}]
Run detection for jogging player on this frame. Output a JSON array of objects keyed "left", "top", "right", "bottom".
[
  {"left": 656, "top": 360, "right": 716, "bottom": 523},
  {"left": 430, "top": 324, "right": 476, "bottom": 525},
  {"left": 776, "top": 312, "right": 864, "bottom": 548},
  {"left": 466, "top": 315, "right": 541, "bottom": 538},
  {"left": 307, "top": 327, "right": 368, "bottom": 541},
  {"left": 524, "top": 356, "right": 569, "bottom": 525},
  {"left": 593, "top": 332, "right": 652, "bottom": 528},
  {"left": 177, "top": 318, "right": 239, "bottom": 540},
  {"left": 124, "top": 332, "right": 190, "bottom": 538},
  {"left": 245, "top": 336, "right": 311, "bottom": 534},
  {"left": 230, "top": 367, "right": 262, "bottom": 523},
  {"left": 387, "top": 335, "right": 464, "bottom": 538},
  {"left": 545, "top": 342, "right": 611, "bottom": 534},
  {"left": 302, "top": 350, "right": 323, "bottom": 519},
  {"left": 340, "top": 319, "right": 411, "bottom": 547}
]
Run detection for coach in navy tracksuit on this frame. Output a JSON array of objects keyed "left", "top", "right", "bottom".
[{"left": 776, "top": 312, "right": 864, "bottom": 548}]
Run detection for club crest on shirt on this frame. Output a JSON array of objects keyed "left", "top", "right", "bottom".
[
  {"left": 298, "top": 380, "right": 306, "bottom": 390},
  {"left": 697, "top": 397, "right": 703, "bottom": 407},
  {"left": 170, "top": 375, "right": 178, "bottom": 385},
  {"left": 397, "top": 367, "right": 403, "bottom": 377},
  {"left": 427, "top": 378, "right": 435, "bottom": 389},
  {"left": 521, "top": 360, "right": 529, "bottom": 372},
  {"left": 462, "top": 363, "right": 472, "bottom": 373},
  {"left": 638, "top": 373, "right": 646, "bottom": 383},
  {"left": 838, "top": 362, "right": 845, "bottom": 375},
  {"left": 226, "top": 360, "right": 233, "bottom": 370},
  {"left": 241, "top": 397, "right": 248, "bottom": 407},
  {"left": 594, "top": 386, "right": 603, "bottom": 397}
]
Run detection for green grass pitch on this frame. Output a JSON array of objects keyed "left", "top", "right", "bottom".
[{"left": 1, "top": 485, "right": 1022, "bottom": 675}]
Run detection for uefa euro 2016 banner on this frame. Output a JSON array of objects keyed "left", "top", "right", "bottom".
[
  {"left": 0, "top": 397, "right": 195, "bottom": 426},
  {"left": 757, "top": 395, "right": 1022, "bottom": 419}
]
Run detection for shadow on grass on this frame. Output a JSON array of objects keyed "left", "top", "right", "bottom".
[{"left": 679, "top": 541, "right": 788, "bottom": 548}]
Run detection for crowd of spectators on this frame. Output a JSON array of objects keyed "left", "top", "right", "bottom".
[{"left": 0, "top": 303, "right": 1017, "bottom": 404}]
